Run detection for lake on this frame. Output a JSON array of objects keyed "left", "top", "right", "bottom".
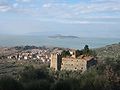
[{"left": 0, "top": 35, "right": 119, "bottom": 49}]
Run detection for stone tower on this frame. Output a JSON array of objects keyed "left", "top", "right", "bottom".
[
  {"left": 71, "top": 50, "right": 77, "bottom": 58},
  {"left": 50, "top": 53, "right": 62, "bottom": 71}
]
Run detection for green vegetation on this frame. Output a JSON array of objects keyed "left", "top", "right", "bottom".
[
  {"left": 0, "top": 44, "right": 120, "bottom": 90},
  {"left": 61, "top": 50, "right": 71, "bottom": 57},
  {"left": 82, "top": 45, "right": 96, "bottom": 56},
  {"left": 0, "top": 56, "right": 120, "bottom": 90},
  {"left": 0, "top": 76, "right": 23, "bottom": 90},
  {"left": 78, "top": 45, "right": 97, "bottom": 57},
  {"left": 95, "top": 43, "right": 120, "bottom": 60},
  {"left": 61, "top": 45, "right": 96, "bottom": 58},
  {"left": 83, "top": 45, "right": 89, "bottom": 55},
  {"left": 14, "top": 46, "right": 39, "bottom": 50},
  {"left": 76, "top": 50, "right": 83, "bottom": 57}
]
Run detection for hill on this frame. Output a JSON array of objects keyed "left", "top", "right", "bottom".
[{"left": 95, "top": 43, "right": 120, "bottom": 60}]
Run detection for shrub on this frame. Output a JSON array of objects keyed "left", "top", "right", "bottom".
[
  {"left": 24, "top": 80, "right": 50, "bottom": 90},
  {"left": 0, "top": 76, "right": 23, "bottom": 90}
]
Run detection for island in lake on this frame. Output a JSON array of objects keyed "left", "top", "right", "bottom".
[{"left": 48, "top": 34, "right": 79, "bottom": 39}]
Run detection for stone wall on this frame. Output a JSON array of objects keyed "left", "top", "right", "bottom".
[
  {"left": 50, "top": 52, "right": 96, "bottom": 72},
  {"left": 61, "top": 58, "right": 87, "bottom": 72}
]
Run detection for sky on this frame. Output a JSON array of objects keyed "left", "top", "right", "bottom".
[{"left": 0, "top": 0, "right": 120, "bottom": 38}]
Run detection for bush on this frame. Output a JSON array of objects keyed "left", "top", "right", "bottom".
[
  {"left": 0, "top": 76, "right": 23, "bottom": 90},
  {"left": 61, "top": 50, "right": 71, "bottom": 57},
  {"left": 24, "top": 80, "right": 50, "bottom": 90},
  {"left": 19, "top": 67, "right": 49, "bottom": 82},
  {"left": 51, "top": 79, "right": 80, "bottom": 90},
  {"left": 51, "top": 80, "right": 71, "bottom": 90}
]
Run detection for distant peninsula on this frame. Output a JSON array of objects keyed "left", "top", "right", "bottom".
[{"left": 48, "top": 34, "right": 79, "bottom": 39}]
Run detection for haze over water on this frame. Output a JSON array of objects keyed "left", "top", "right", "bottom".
[
  {"left": 0, "top": 0, "right": 120, "bottom": 48},
  {"left": 0, "top": 35, "right": 119, "bottom": 49}
]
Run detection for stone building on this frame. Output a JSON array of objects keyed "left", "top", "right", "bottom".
[
  {"left": 50, "top": 51, "right": 97, "bottom": 72},
  {"left": 50, "top": 52, "right": 62, "bottom": 71}
]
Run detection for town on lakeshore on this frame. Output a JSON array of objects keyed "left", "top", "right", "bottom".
[
  {"left": 0, "top": 43, "right": 119, "bottom": 90},
  {"left": 0, "top": 45, "right": 97, "bottom": 73}
]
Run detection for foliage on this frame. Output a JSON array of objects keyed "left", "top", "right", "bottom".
[
  {"left": 80, "top": 45, "right": 97, "bottom": 56},
  {"left": 51, "top": 79, "right": 80, "bottom": 90},
  {"left": 95, "top": 43, "right": 120, "bottom": 59},
  {"left": 18, "top": 65, "right": 49, "bottom": 82},
  {"left": 0, "top": 56, "right": 120, "bottom": 90},
  {"left": 0, "top": 76, "right": 23, "bottom": 90},
  {"left": 24, "top": 80, "right": 50, "bottom": 90},
  {"left": 58, "top": 70, "right": 81, "bottom": 80},
  {"left": 61, "top": 50, "right": 71, "bottom": 57},
  {"left": 14, "top": 46, "right": 38, "bottom": 50},
  {"left": 76, "top": 50, "right": 83, "bottom": 57},
  {"left": 83, "top": 45, "right": 89, "bottom": 55}
]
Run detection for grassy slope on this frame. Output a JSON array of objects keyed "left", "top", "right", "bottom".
[{"left": 95, "top": 43, "right": 120, "bottom": 60}]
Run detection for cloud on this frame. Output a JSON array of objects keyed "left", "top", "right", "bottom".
[
  {"left": 16, "top": 0, "right": 34, "bottom": 3},
  {"left": 90, "top": 0, "right": 120, "bottom": 3},
  {"left": 40, "top": 2, "right": 120, "bottom": 19},
  {"left": 0, "top": 4, "right": 11, "bottom": 12},
  {"left": 0, "top": 0, "right": 120, "bottom": 24},
  {"left": 73, "top": 3, "right": 120, "bottom": 14},
  {"left": 36, "top": 17, "right": 120, "bottom": 24}
]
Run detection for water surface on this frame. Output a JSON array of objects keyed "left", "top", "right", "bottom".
[{"left": 0, "top": 35, "right": 119, "bottom": 49}]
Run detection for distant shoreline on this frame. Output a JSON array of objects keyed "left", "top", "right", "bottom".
[
  {"left": 0, "top": 42, "right": 119, "bottom": 49},
  {"left": 0, "top": 35, "right": 119, "bottom": 49},
  {"left": 48, "top": 34, "right": 79, "bottom": 39}
]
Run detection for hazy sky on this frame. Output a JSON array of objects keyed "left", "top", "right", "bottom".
[{"left": 0, "top": 0, "right": 120, "bottom": 38}]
